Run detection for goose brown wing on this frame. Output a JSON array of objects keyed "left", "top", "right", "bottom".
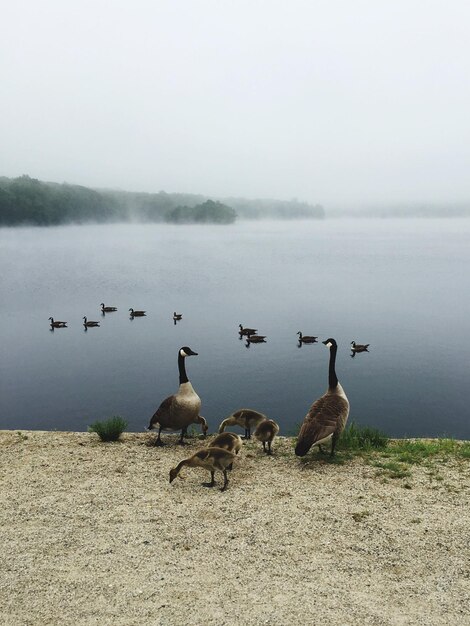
[
  {"left": 298, "top": 394, "right": 349, "bottom": 444},
  {"left": 149, "top": 395, "right": 174, "bottom": 428}
]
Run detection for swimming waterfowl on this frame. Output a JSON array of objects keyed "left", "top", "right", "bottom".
[
  {"left": 100, "top": 303, "right": 117, "bottom": 312},
  {"left": 173, "top": 312, "right": 183, "bottom": 321},
  {"left": 129, "top": 308, "right": 146, "bottom": 317},
  {"left": 297, "top": 332, "right": 318, "bottom": 344},
  {"left": 295, "top": 338, "right": 350, "bottom": 458},
  {"left": 147, "top": 346, "right": 201, "bottom": 446},
  {"left": 351, "top": 341, "right": 370, "bottom": 352},
  {"left": 48, "top": 317, "right": 67, "bottom": 328},
  {"left": 169, "top": 446, "right": 237, "bottom": 491},
  {"left": 83, "top": 316, "right": 100, "bottom": 327},
  {"left": 218, "top": 409, "right": 267, "bottom": 439},
  {"left": 239, "top": 324, "right": 258, "bottom": 336},
  {"left": 245, "top": 334, "right": 266, "bottom": 344},
  {"left": 254, "top": 419, "right": 280, "bottom": 455}
]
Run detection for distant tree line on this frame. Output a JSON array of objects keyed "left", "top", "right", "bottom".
[{"left": 0, "top": 175, "right": 325, "bottom": 226}]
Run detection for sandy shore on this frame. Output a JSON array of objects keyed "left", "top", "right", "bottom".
[{"left": 0, "top": 430, "right": 469, "bottom": 626}]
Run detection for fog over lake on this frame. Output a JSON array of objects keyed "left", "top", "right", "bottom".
[{"left": 1, "top": 218, "right": 469, "bottom": 438}]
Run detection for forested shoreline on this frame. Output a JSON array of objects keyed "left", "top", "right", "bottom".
[{"left": 0, "top": 175, "right": 324, "bottom": 225}]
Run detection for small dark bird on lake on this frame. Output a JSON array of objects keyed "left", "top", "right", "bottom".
[
  {"left": 100, "top": 303, "right": 117, "bottom": 312},
  {"left": 129, "top": 308, "right": 146, "bottom": 317},
  {"left": 351, "top": 341, "right": 370, "bottom": 353},
  {"left": 173, "top": 312, "right": 183, "bottom": 321},
  {"left": 83, "top": 316, "right": 100, "bottom": 328},
  {"left": 297, "top": 331, "right": 318, "bottom": 344},
  {"left": 245, "top": 334, "right": 266, "bottom": 344},
  {"left": 239, "top": 324, "right": 258, "bottom": 336},
  {"left": 49, "top": 317, "right": 67, "bottom": 328}
]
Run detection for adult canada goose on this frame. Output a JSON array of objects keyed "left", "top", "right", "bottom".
[
  {"left": 169, "top": 447, "right": 237, "bottom": 491},
  {"left": 147, "top": 346, "right": 201, "bottom": 446},
  {"left": 100, "top": 303, "right": 117, "bottom": 312},
  {"left": 129, "top": 308, "right": 146, "bottom": 317},
  {"left": 254, "top": 419, "right": 280, "bottom": 455},
  {"left": 83, "top": 316, "right": 100, "bottom": 327},
  {"left": 218, "top": 409, "right": 267, "bottom": 439},
  {"left": 351, "top": 341, "right": 370, "bottom": 352},
  {"left": 48, "top": 317, "right": 67, "bottom": 328},
  {"left": 239, "top": 324, "right": 257, "bottom": 336},
  {"left": 245, "top": 334, "right": 266, "bottom": 344},
  {"left": 173, "top": 312, "right": 183, "bottom": 321},
  {"left": 295, "top": 338, "right": 350, "bottom": 458},
  {"left": 297, "top": 332, "right": 318, "bottom": 344}
]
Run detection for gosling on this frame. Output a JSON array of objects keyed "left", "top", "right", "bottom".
[
  {"left": 218, "top": 409, "right": 267, "bottom": 439},
  {"left": 169, "top": 447, "right": 236, "bottom": 492},
  {"left": 254, "top": 419, "right": 280, "bottom": 455}
]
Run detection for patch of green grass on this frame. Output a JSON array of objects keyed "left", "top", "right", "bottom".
[
  {"left": 339, "top": 422, "right": 389, "bottom": 452},
  {"left": 372, "top": 460, "right": 411, "bottom": 479},
  {"left": 388, "top": 438, "right": 470, "bottom": 463},
  {"left": 88, "top": 416, "right": 128, "bottom": 442}
]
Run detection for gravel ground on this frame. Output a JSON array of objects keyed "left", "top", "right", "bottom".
[{"left": 1, "top": 430, "right": 469, "bottom": 626}]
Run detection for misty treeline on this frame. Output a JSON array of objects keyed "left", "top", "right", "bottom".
[{"left": 0, "top": 175, "right": 324, "bottom": 226}]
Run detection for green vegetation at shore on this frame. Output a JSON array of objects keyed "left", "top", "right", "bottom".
[{"left": 0, "top": 175, "right": 324, "bottom": 226}]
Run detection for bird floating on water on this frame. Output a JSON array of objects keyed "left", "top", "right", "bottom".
[
  {"left": 129, "top": 308, "right": 146, "bottom": 317},
  {"left": 49, "top": 317, "right": 67, "bottom": 328},
  {"left": 100, "top": 303, "right": 117, "bottom": 312},
  {"left": 297, "top": 331, "right": 318, "bottom": 344},
  {"left": 83, "top": 316, "right": 100, "bottom": 328}
]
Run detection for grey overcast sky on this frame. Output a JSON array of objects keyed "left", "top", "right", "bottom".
[{"left": 1, "top": 0, "right": 469, "bottom": 208}]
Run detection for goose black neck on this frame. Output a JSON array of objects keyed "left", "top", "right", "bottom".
[
  {"left": 328, "top": 344, "right": 338, "bottom": 389},
  {"left": 178, "top": 353, "right": 189, "bottom": 384}
]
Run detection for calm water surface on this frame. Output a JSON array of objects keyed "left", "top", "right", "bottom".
[{"left": 1, "top": 219, "right": 469, "bottom": 438}]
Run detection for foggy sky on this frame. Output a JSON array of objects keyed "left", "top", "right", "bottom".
[{"left": 1, "top": 0, "right": 469, "bottom": 208}]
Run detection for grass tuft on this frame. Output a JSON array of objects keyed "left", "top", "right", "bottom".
[
  {"left": 88, "top": 416, "right": 128, "bottom": 442},
  {"left": 339, "top": 422, "right": 389, "bottom": 452}
]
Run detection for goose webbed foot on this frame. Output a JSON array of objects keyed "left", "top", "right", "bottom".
[
  {"left": 154, "top": 438, "right": 165, "bottom": 447},
  {"left": 177, "top": 439, "right": 189, "bottom": 446}
]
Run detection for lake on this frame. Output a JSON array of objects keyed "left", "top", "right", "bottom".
[{"left": 0, "top": 219, "right": 469, "bottom": 439}]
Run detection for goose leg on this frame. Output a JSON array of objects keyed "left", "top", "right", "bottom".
[
  {"left": 330, "top": 432, "right": 339, "bottom": 457},
  {"left": 318, "top": 444, "right": 325, "bottom": 454},
  {"left": 262, "top": 441, "right": 267, "bottom": 453},
  {"left": 178, "top": 428, "right": 188, "bottom": 445},
  {"left": 267, "top": 441, "right": 273, "bottom": 455},
  {"left": 203, "top": 471, "right": 215, "bottom": 488},
  {"left": 220, "top": 470, "right": 229, "bottom": 492},
  {"left": 154, "top": 426, "right": 165, "bottom": 447}
]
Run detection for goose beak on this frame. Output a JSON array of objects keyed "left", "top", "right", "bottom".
[{"left": 322, "top": 340, "right": 328, "bottom": 345}]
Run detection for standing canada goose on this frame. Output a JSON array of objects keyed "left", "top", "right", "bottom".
[
  {"left": 218, "top": 409, "right": 267, "bottom": 439},
  {"left": 169, "top": 447, "right": 237, "bottom": 491},
  {"left": 100, "top": 303, "right": 117, "bottom": 312},
  {"left": 83, "top": 316, "right": 100, "bottom": 328},
  {"left": 129, "top": 308, "right": 146, "bottom": 317},
  {"left": 173, "top": 312, "right": 183, "bottom": 321},
  {"left": 295, "top": 338, "right": 350, "bottom": 458},
  {"left": 245, "top": 334, "right": 266, "bottom": 344},
  {"left": 254, "top": 419, "right": 280, "bottom": 455},
  {"left": 297, "top": 332, "right": 318, "bottom": 344},
  {"left": 48, "top": 317, "right": 67, "bottom": 328},
  {"left": 239, "top": 324, "right": 257, "bottom": 336},
  {"left": 351, "top": 341, "right": 370, "bottom": 352},
  {"left": 147, "top": 346, "right": 201, "bottom": 446}
]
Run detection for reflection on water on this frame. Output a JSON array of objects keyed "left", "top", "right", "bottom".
[{"left": 0, "top": 219, "right": 469, "bottom": 438}]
